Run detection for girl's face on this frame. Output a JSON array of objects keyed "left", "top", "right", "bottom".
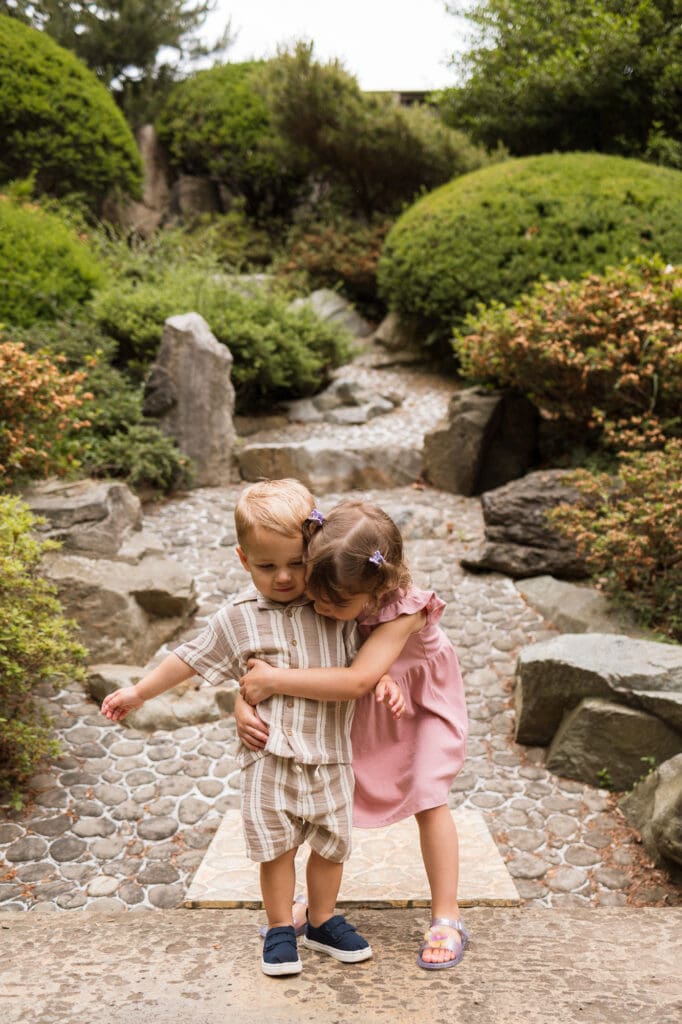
[{"left": 310, "top": 590, "right": 373, "bottom": 621}]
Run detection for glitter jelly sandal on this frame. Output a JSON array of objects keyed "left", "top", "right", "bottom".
[
  {"left": 258, "top": 894, "right": 307, "bottom": 939},
  {"left": 417, "top": 917, "right": 469, "bottom": 970}
]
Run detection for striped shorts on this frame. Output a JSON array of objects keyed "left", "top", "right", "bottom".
[{"left": 240, "top": 754, "right": 354, "bottom": 864}]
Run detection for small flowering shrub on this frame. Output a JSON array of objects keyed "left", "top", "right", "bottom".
[
  {"left": 0, "top": 497, "right": 86, "bottom": 807},
  {"left": 276, "top": 216, "right": 393, "bottom": 318},
  {"left": 0, "top": 339, "right": 91, "bottom": 489},
  {"left": 550, "top": 441, "right": 682, "bottom": 641},
  {"left": 453, "top": 258, "right": 682, "bottom": 453}
]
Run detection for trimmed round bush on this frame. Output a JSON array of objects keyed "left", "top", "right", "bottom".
[
  {"left": 156, "top": 62, "right": 304, "bottom": 218},
  {"left": 0, "top": 199, "right": 103, "bottom": 326},
  {"left": 0, "top": 15, "right": 142, "bottom": 209},
  {"left": 378, "top": 153, "right": 682, "bottom": 334}
]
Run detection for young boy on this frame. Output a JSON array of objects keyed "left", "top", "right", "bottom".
[{"left": 102, "top": 479, "right": 395, "bottom": 976}]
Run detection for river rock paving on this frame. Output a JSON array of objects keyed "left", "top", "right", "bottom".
[{"left": 1, "top": 365, "right": 679, "bottom": 914}]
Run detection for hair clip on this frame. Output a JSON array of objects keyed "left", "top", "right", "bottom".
[
  {"left": 368, "top": 550, "right": 384, "bottom": 566},
  {"left": 308, "top": 508, "right": 325, "bottom": 525}
]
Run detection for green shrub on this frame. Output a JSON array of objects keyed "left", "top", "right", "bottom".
[
  {"left": 550, "top": 441, "right": 682, "bottom": 642},
  {"left": 14, "top": 318, "right": 192, "bottom": 494},
  {"left": 91, "top": 266, "right": 351, "bottom": 410},
  {"left": 378, "top": 153, "right": 682, "bottom": 339},
  {"left": 275, "top": 216, "right": 393, "bottom": 318},
  {"left": 0, "top": 15, "right": 142, "bottom": 210},
  {"left": 0, "top": 336, "right": 91, "bottom": 489},
  {"left": 259, "top": 42, "right": 490, "bottom": 218},
  {"left": 0, "top": 497, "right": 86, "bottom": 807},
  {"left": 156, "top": 61, "right": 305, "bottom": 219},
  {"left": 453, "top": 258, "right": 682, "bottom": 453},
  {"left": 0, "top": 197, "right": 103, "bottom": 327}
]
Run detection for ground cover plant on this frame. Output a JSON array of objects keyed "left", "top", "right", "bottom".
[
  {"left": 550, "top": 441, "right": 682, "bottom": 642},
  {"left": 0, "top": 496, "right": 86, "bottom": 807},
  {"left": 378, "top": 153, "right": 682, "bottom": 345}
]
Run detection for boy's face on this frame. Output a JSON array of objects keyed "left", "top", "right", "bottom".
[{"left": 237, "top": 527, "right": 306, "bottom": 604}]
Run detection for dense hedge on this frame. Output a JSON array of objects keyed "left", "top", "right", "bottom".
[
  {"left": 378, "top": 153, "right": 682, "bottom": 336},
  {"left": 0, "top": 15, "right": 142, "bottom": 209},
  {"left": 156, "top": 62, "right": 305, "bottom": 219},
  {"left": 0, "top": 199, "right": 103, "bottom": 327}
]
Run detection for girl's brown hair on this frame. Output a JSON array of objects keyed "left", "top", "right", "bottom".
[{"left": 304, "top": 500, "right": 411, "bottom": 609}]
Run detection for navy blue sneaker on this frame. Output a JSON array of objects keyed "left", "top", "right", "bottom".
[
  {"left": 303, "top": 914, "right": 372, "bottom": 963},
  {"left": 262, "top": 925, "right": 303, "bottom": 976}
]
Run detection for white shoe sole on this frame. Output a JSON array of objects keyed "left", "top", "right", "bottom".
[
  {"left": 302, "top": 936, "right": 373, "bottom": 963},
  {"left": 261, "top": 957, "right": 303, "bottom": 976}
]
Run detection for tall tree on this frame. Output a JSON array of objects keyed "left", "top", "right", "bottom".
[
  {"left": 0, "top": 1, "right": 230, "bottom": 123},
  {"left": 441, "top": 1, "right": 682, "bottom": 164}
]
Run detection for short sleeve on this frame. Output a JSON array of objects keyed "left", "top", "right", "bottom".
[
  {"left": 173, "top": 607, "right": 241, "bottom": 686},
  {"left": 359, "top": 587, "right": 445, "bottom": 629}
]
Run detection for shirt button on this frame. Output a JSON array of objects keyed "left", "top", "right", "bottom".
[
  {"left": 287, "top": 729, "right": 293, "bottom": 736},
  {"left": 291, "top": 639, "right": 297, "bottom": 646},
  {"left": 286, "top": 608, "right": 294, "bottom": 617},
  {"left": 286, "top": 701, "right": 294, "bottom": 708}
]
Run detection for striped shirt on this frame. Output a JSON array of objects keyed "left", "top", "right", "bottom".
[{"left": 174, "top": 586, "right": 358, "bottom": 768}]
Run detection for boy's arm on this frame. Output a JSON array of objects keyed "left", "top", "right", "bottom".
[
  {"left": 239, "top": 612, "right": 425, "bottom": 704},
  {"left": 101, "top": 653, "right": 195, "bottom": 722}
]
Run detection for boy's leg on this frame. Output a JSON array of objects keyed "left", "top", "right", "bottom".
[
  {"left": 303, "top": 850, "right": 372, "bottom": 963},
  {"left": 260, "top": 847, "right": 298, "bottom": 928},
  {"left": 305, "top": 849, "right": 343, "bottom": 927}
]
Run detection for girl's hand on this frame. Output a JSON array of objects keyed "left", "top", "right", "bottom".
[
  {"left": 235, "top": 693, "right": 269, "bottom": 751},
  {"left": 101, "top": 685, "right": 143, "bottom": 722},
  {"left": 374, "top": 674, "right": 406, "bottom": 720},
  {"left": 239, "top": 658, "right": 278, "bottom": 705}
]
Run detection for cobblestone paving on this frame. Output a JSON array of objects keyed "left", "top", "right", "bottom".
[{"left": 1, "top": 364, "right": 679, "bottom": 914}]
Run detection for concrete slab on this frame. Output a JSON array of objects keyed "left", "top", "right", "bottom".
[
  {"left": 2, "top": 907, "right": 681, "bottom": 1024},
  {"left": 183, "top": 808, "right": 520, "bottom": 908}
]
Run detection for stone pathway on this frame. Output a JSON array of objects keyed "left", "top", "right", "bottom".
[{"left": 0, "top": 360, "right": 679, "bottom": 914}]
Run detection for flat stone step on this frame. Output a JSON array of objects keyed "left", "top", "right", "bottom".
[
  {"left": 183, "top": 808, "right": 520, "bottom": 909},
  {"left": 237, "top": 438, "right": 423, "bottom": 493}
]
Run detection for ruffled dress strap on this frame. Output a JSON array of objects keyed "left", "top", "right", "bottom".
[{"left": 359, "top": 586, "right": 445, "bottom": 628}]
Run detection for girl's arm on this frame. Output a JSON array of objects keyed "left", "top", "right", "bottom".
[{"left": 239, "top": 610, "right": 425, "bottom": 704}]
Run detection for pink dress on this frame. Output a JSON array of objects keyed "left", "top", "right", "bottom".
[{"left": 350, "top": 587, "right": 468, "bottom": 828}]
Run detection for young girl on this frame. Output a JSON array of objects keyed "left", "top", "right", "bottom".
[{"left": 237, "top": 499, "right": 469, "bottom": 970}]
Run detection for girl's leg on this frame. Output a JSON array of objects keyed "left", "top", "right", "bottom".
[
  {"left": 415, "top": 804, "right": 462, "bottom": 965},
  {"left": 306, "top": 849, "right": 344, "bottom": 927},
  {"left": 260, "top": 847, "right": 298, "bottom": 929}
]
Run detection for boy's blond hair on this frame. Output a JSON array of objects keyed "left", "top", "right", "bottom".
[{"left": 235, "top": 478, "right": 315, "bottom": 547}]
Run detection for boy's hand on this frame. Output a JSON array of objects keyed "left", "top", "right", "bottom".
[
  {"left": 374, "top": 674, "right": 406, "bottom": 720},
  {"left": 101, "top": 685, "right": 144, "bottom": 722},
  {"left": 235, "top": 693, "right": 269, "bottom": 751},
  {"left": 239, "top": 658, "right": 278, "bottom": 705}
]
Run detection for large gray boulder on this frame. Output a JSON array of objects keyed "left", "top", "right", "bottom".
[
  {"left": 515, "top": 633, "right": 682, "bottom": 746},
  {"left": 423, "top": 387, "right": 538, "bottom": 497},
  {"left": 461, "top": 469, "right": 587, "bottom": 578},
  {"left": 289, "top": 289, "right": 372, "bottom": 338},
  {"left": 43, "top": 552, "right": 197, "bottom": 664},
  {"left": 88, "top": 664, "right": 235, "bottom": 730},
  {"left": 238, "top": 439, "right": 422, "bottom": 494},
  {"left": 620, "top": 753, "right": 682, "bottom": 873},
  {"left": 23, "top": 478, "right": 142, "bottom": 557},
  {"left": 515, "top": 576, "right": 652, "bottom": 639},
  {"left": 546, "top": 698, "right": 682, "bottom": 790},
  {"left": 143, "top": 313, "right": 237, "bottom": 487}
]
